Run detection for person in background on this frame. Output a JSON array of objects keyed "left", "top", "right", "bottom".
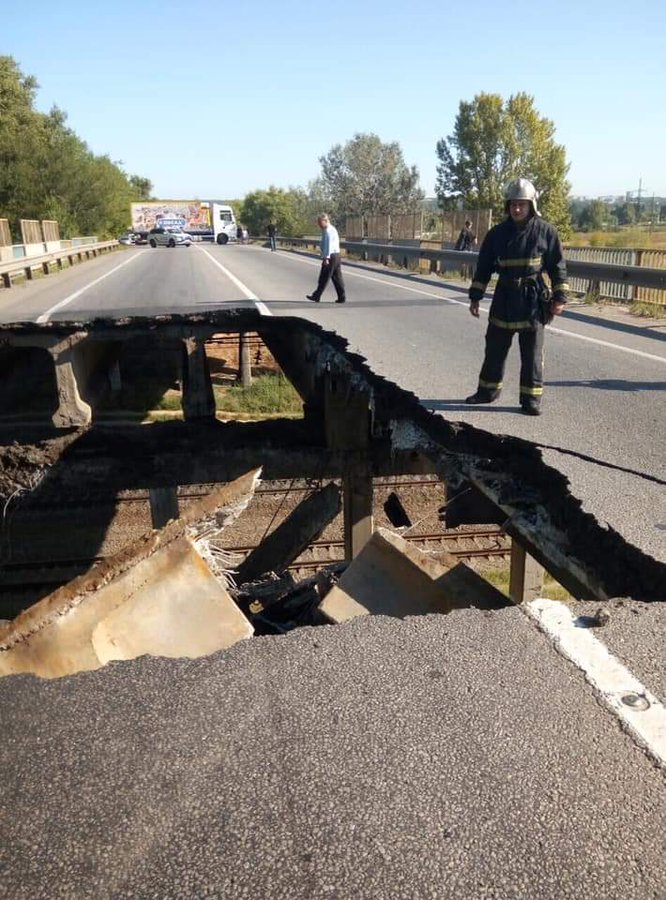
[
  {"left": 464, "top": 178, "right": 568, "bottom": 416},
  {"left": 454, "top": 219, "right": 477, "bottom": 279},
  {"left": 455, "top": 219, "right": 476, "bottom": 251},
  {"left": 236, "top": 224, "right": 243, "bottom": 243},
  {"left": 267, "top": 222, "right": 277, "bottom": 251},
  {"left": 306, "top": 213, "right": 346, "bottom": 304}
]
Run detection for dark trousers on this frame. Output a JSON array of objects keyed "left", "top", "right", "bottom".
[
  {"left": 269, "top": 235, "right": 276, "bottom": 251},
  {"left": 312, "top": 253, "right": 346, "bottom": 301},
  {"left": 477, "top": 322, "right": 545, "bottom": 404}
]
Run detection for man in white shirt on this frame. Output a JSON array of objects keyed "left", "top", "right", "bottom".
[{"left": 307, "top": 214, "right": 347, "bottom": 304}]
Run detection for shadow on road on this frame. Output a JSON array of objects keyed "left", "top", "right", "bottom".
[
  {"left": 546, "top": 379, "right": 666, "bottom": 392},
  {"left": 420, "top": 400, "right": 524, "bottom": 415},
  {"left": 261, "top": 298, "right": 461, "bottom": 311},
  {"left": 280, "top": 248, "right": 471, "bottom": 296},
  {"left": 556, "top": 307, "right": 666, "bottom": 344}
]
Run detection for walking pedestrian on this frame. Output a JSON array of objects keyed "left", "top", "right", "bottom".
[
  {"left": 464, "top": 178, "right": 569, "bottom": 416},
  {"left": 307, "top": 214, "right": 346, "bottom": 304},
  {"left": 236, "top": 224, "right": 243, "bottom": 243},
  {"left": 267, "top": 222, "right": 277, "bottom": 251}
]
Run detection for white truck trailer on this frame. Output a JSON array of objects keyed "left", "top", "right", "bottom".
[{"left": 131, "top": 200, "right": 237, "bottom": 244}]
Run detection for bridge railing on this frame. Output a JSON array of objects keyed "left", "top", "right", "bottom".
[
  {"left": 0, "top": 240, "right": 119, "bottom": 289},
  {"left": 276, "top": 236, "right": 666, "bottom": 299}
]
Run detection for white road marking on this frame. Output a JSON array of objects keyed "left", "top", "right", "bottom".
[
  {"left": 35, "top": 252, "right": 144, "bottom": 323},
  {"left": 253, "top": 301, "right": 273, "bottom": 316},
  {"left": 546, "top": 324, "right": 666, "bottom": 364},
  {"left": 281, "top": 253, "right": 666, "bottom": 365},
  {"left": 526, "top": 598, "right": 666, "bottom": 767},
  {"left": 196, "top": 246, "right": 258, "bottom": 300}
]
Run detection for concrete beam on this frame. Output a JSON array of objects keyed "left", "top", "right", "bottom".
[{"left": 235, "top": 483, "right": 341, "bottom": 584}]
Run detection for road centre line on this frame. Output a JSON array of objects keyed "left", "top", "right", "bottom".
[
  {"left": 280, "top": 252, "right": 666, "bottom": 365},
  {"left": 196, "top": 246, "right": 260, "bottom": 302},
  {"left": 35, "top": 252, "right": 144, "bottom": 324},
  {"left": 526, "top": 599, "right": 666, "bottom": 768}
]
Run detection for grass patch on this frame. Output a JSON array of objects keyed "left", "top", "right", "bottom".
[
  {"left": 630, "top": 301, "right": 666, "bottom": 318},
  {"left": 97, "top": 374, "right": 303, "bottom": 421},
  {"left": 482, "top": 566, "right": 571, "bottom": 602},
  {"left": 216, "top": 374, "right": 302, "bottom": 416},
  {"left": 568, "top": 229, "right": 666, "bottom": 250}
]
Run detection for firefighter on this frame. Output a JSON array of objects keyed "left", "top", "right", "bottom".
[{"left": 465, "top": 178, "right": 569, "bottom": 415}]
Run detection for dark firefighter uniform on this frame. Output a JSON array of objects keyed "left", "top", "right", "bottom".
[{"left": 468, "top": 215, "right": 569, "bottom": 408}]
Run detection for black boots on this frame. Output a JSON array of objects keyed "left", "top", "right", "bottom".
[{"left": 464, "top": 391, "right": 496, "bottom": 405}]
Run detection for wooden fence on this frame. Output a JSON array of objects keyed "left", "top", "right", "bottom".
[
  {"left": 440, "top": 209, "right": 493, "bottom": 247},
  {"left": 343, "top": 209, "right": 492, "bottom": 245}
]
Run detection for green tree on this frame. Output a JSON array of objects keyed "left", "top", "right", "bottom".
[
  {"left": 241, "top": 186, "right": 310, "bottom": 236},
  {"left": 435, "top": 93, "right": 572, "bottom": 236},
  {"left": 612, "top": 201, "right": 637, "bottom": 226},
  {"left": 0, "top": 55, "right": 152, "bottom": 239},
  {"left": 128, "top": 175, "right": 153, "bottom": 200},
  {"left": 579, "top": 199, "right": 610, "bottom": 231},
  {"left": 317, "top": 133, "right": 423, "bottom": 219}
]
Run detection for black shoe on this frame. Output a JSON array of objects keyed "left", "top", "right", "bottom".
[
  {"left": 520, "top": 403, "right": 541, "bottom": 416},
  {"left": 335, "top": 298, "right": 346, "bottom": 304},
  {"left": 465, "top": 391, "right": 495, "bottom": 405},
  {"left": 306, "top": 294, "right": 320, "bottom": 302}
]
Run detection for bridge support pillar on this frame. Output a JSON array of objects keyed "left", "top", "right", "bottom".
[
  {"left": 182, "top": 338, "right": 215, "bottom": 420},
  {"left": 52, "top": 346, "right": 93, "bottom": 428},
  {"left": 509, "top": 539, "right": 544, "bottom": 604}
]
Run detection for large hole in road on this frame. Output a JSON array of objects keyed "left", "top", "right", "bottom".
[{"left": 0, "top": 311, "right": 664, "bottom": 679}]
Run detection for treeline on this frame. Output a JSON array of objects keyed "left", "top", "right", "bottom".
[
  {"left": 569, "top": 197, "right": 665, "bottom": 232},
  {"left": 0, "top": 57, "right": 152, "bottom": 241},
  {"left": 236, "top": 133, "right": 424, "bottom": 237},
  {"left": 241, "top": 94, "right": 573, "bottom": 238}
]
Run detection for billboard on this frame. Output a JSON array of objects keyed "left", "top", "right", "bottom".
[{"left": 131, "top": 201, "right": 212, "bottom": 233}]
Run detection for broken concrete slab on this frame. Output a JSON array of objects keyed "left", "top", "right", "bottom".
[
  {"left": 320, "top": 527, "right": 507, "bottom": 623},
  {"left": 0, "top": 470, "right": 260, "bottom": 678},
  {"left": 235, "top": 482, "right": 341, "bottom": 585}
]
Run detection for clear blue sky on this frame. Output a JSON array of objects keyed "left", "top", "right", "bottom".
[{"left": 6, "top": 0, "right": 666, "bottom": 201}]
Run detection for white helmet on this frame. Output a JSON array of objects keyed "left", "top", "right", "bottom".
[{"left": 504, "top": 177, "right": 539, "bottom": 215}]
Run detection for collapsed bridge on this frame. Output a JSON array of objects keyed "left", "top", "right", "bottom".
[{"left": 0, "top": 310, "right": 664, "bottom": 629}]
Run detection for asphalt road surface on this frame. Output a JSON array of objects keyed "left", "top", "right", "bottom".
[
  {"left": 1, "top": 610, "right": 666, "bottom": 900},
  {"left": 1, "top": 241, "right": 664, "bottom": 564}
]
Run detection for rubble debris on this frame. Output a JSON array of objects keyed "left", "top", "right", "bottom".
[
  {"left": 320, "top": 528, "right": 509, "bottom": 624},
  {"left": 236, "top": 562, "right": 348, "bottom": 633},
  {"left": 235, "top": 482, "right": 341, "bottom": 585},
  {"left": 0, "top": 470, "right": 261, "bottom": 679}
]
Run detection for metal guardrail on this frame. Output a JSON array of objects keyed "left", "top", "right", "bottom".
[
  {"left": 0, "top": 240, "right": 119, "bottom": 289},
  {"left": 277, "top": 237, "right": 666, "bottom": 293}
]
